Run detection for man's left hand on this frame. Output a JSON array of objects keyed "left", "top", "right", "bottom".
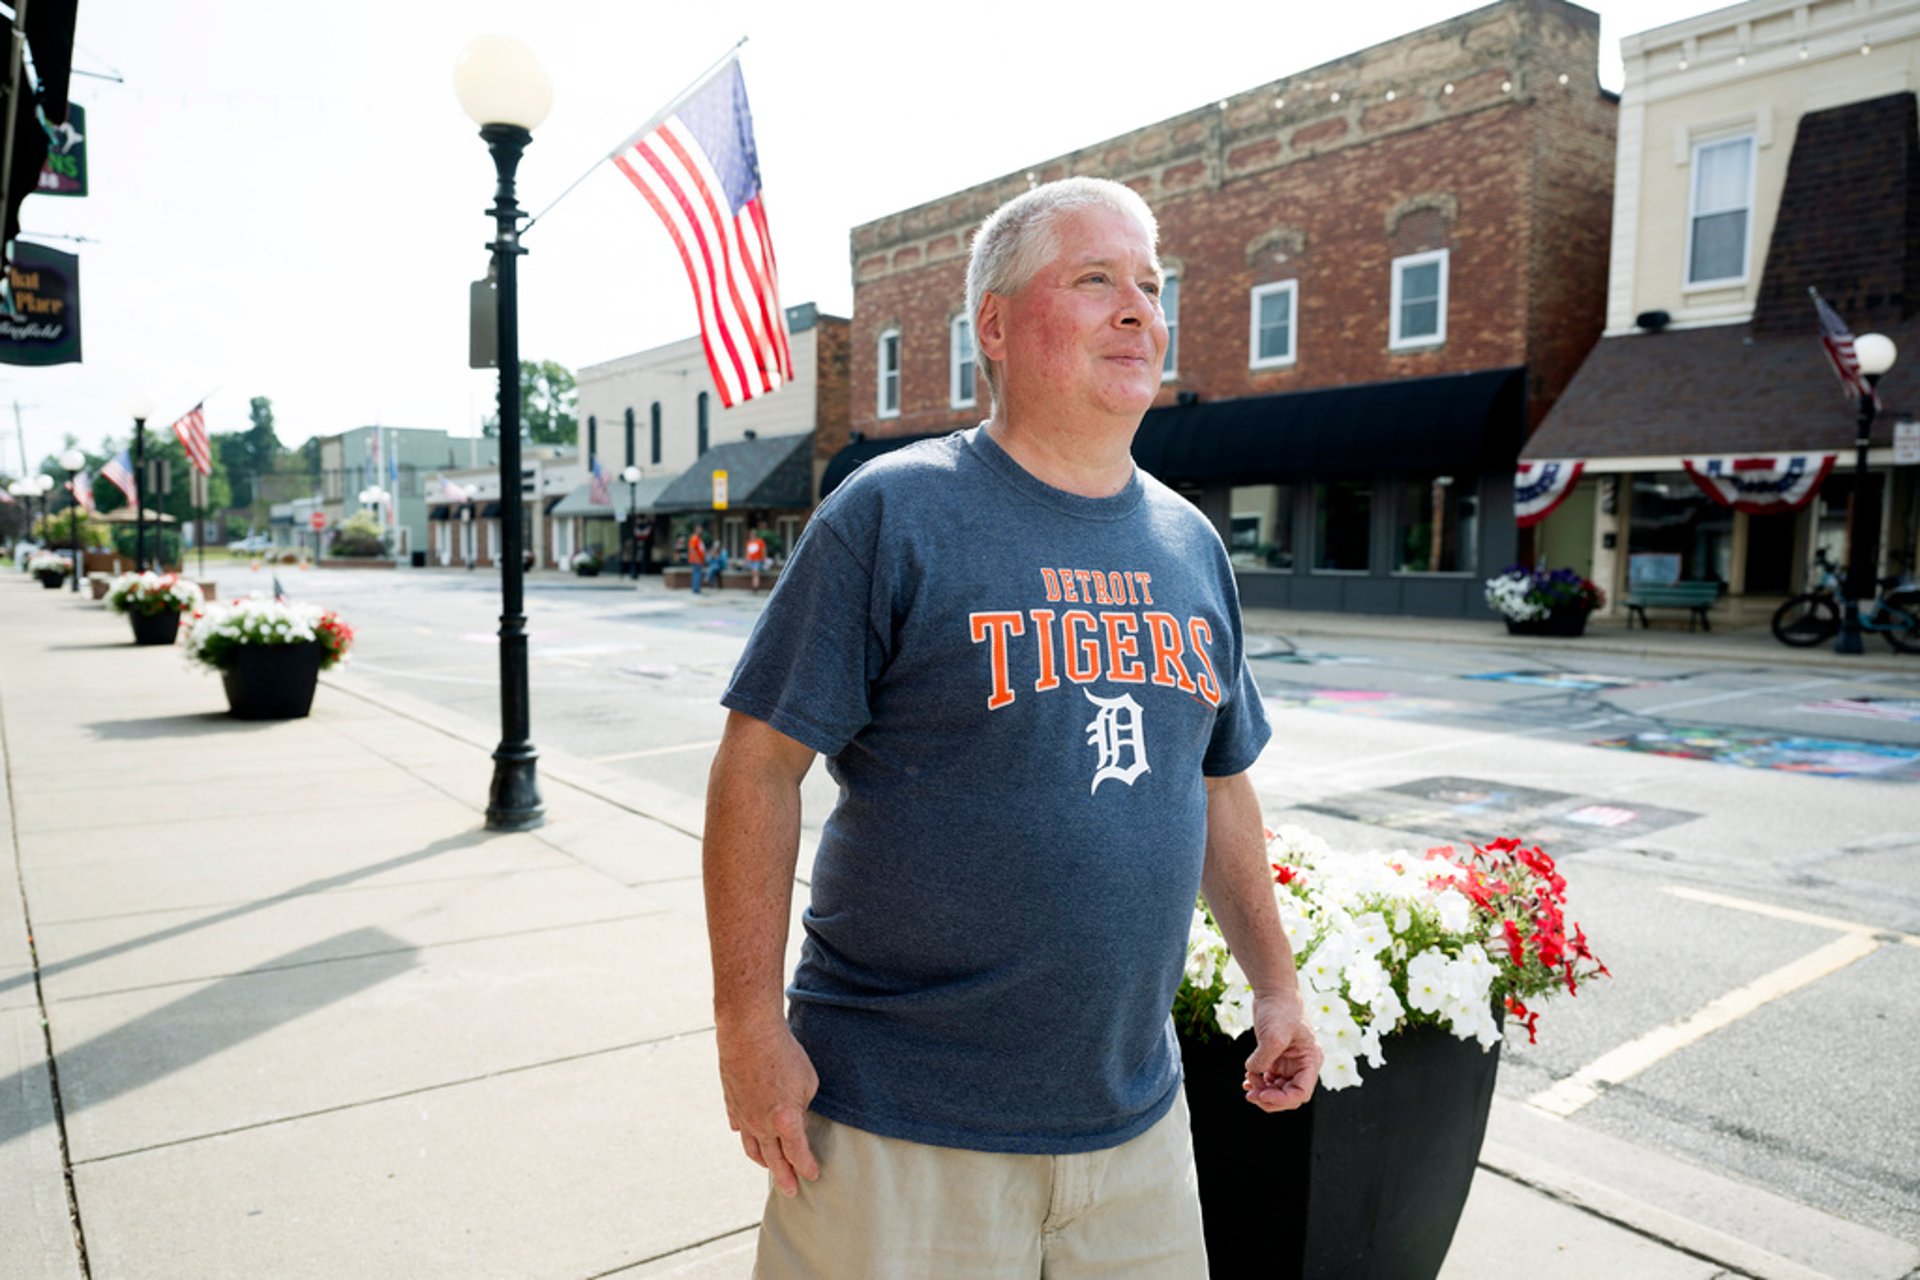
[{"left": 1241, "top": 990, "right": 1321, "bottom": 1113}]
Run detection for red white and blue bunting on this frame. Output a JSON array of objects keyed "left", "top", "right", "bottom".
[
  {"left": 1681, "top": 454, "right": 1836, "bottom": 513},
  {"left": 1514, "top": 460, "right": 1585, "bottom": 527}
]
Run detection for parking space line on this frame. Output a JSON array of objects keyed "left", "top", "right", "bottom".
[
  {"left": 588, "top": 740, "right": 722, "bottom": 765},
  {"left": 1633, "top": 675, "right": 1840, "bottom": 716},
  {"left": 1527, "top": 931, "right": 1881, "bottom": 1117},
  {"left": 1663, "top": 884, "right": 1920, "bottom": 945}
]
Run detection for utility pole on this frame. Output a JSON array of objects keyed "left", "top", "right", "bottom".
[{"left": 13, "top": 399, "right": 28, "bottom": 474}]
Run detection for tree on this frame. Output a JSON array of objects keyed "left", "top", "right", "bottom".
[{"left": 482, "top": 359, "right": 578, "bottom": 446}]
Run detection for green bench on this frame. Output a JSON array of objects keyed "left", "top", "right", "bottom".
[{"left": 1624, "top": 581, "right": 1721, "bottom": 631}]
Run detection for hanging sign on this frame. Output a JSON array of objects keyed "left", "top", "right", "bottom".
[
  {"left": 1682, "top": 454, "right": 1836, "bottom": 513},
  {"left": 1513, "top": 460, "right": 1584, "bottom": 527},
  {"left": 712, "top": 468, "right": 729, "bottom": 510},
  {"left": 1895, "top": 421, "right": 1920, "bottom": 466},
  {"left": 35, "top": 104, "right": 86, "bottom": 197},
  {"left": 0, "top": 241, "right": 80, "bottom": 366}
]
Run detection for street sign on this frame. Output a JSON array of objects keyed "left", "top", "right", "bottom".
[
  {"left": 712, "top": 469, "right": 729, "bottom": 510},
  {"left": 1895, "top": 420, "right": 1920, "bottom": 466},
  {"left": 309, "top": 511, "right": 326, "bottom": 531}
]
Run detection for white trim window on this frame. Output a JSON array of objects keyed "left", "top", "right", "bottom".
[
  {"left": 1161, "top": 272, "right": 1180, "bottom": 380},
  {"left": 1248, "top": 280, "right": 1297, "bottom": 369},
  {"left": 950, "top": 316, "right": 976, "bottom": 408},
  {"left": 1686, "top": 134, "right": 1755, "bottom": 288},
  {"left": 1390, "top": 249, "right": 1448, "bottom": 349},
  {"left": 877, "top": 328, "right": 901, "bottom": 419}
]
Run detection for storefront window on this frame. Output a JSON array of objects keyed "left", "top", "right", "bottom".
[
  {"left": 1629, "top": 472, "right": 1730, "bottom": 585},
  {"left": 1229, "top": 485, "right": 1294, "bottom": 571},
  {"left": 1395, "top": 476, "right": 1477, "bottom": 573},
  {"left": 1314, "top": 481, "right": 1371, "bottom": 572}
]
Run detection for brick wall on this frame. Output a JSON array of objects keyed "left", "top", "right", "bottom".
[
  {"left": 811, "top": 314, "right": 853, "bottom": 488},
  {"left": 848, "top": 0, "right": 1615, "bottom": 444}
]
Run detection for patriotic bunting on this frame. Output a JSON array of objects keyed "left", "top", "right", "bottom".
[
  {"left": 1682, "top": 454, "right": 1836, "bottom": 513},
  {"left": 613, "top": 57, "right": 792, "bottom": 409},
  {"left": 1514, "top": 460, "right": 1584, "bottom": 527}
]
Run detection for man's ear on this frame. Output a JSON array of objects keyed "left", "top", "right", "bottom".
[{"left": 974, "top": 295, "right": 1007, "bottom": 367}]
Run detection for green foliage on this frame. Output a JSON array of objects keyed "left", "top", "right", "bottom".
[
  {"left": 111, "top": 524, "right": 184, "bottom": 567},
  {"left": 329, "top": 508, "right": 388, "bottom": 558},
  {"left": 482, "top": 359, "right": 578, "bottom": 445},
  {"left": 32, "top": 508, "right": 105, "bottom": 547}
]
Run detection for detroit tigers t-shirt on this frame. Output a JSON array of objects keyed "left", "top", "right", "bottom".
[{"left": 721, "top": 426, "right": 1271, "bottom": 1155}]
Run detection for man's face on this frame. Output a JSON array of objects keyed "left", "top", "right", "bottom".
[{"left": 984, "top": 205, "right": 1168, "bottom": 424}]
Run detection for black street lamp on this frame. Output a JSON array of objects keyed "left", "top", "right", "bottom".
[
  {"left": 457, "top": 34, "right": 551, "bottom": 832},
  {"left": 127, "top": 393, "right": 153, "bottom": 572},
  {"left": 621, "top": 464, "right": 642, "bottom": 579},
  {"left": 59, "top": 448, "right": 85, "bottom": 592},
  {"left": 1835, "top": 333, "right": 1897, "bottom": 655}
]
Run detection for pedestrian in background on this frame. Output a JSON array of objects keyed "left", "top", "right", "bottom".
[
  {"left": 744, "top": 527, "right": 769, "bottom": 591},
  {"left": 703, "top": 176, "right": 1318, "bottom": 1279},
  {"left": 688, "top": 523, "right": 709, "bottom": 594}
]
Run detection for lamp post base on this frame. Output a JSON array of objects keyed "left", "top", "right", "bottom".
[
  {"left": 486, "top": 746, "right": 544, "bottom": 831},
  {"left": 1835, "top": 603, "right": 1866, "bottom": 655}
]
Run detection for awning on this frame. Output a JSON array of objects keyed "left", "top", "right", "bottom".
[
  {"left": 1527, "top": 319, "right": 1920, "bottom": 467},
  {"left": 655, "top": 432, "right": 813, "bottom": 512},
  {"left": 819, "top": 369, "right": 1525, "bottom": 498},
  {"left": 428, "top": 505, "right": 455, "bottom": 522},
  {"left": 550, "top": 472, "right": 676, "bottom": 519},
  {"left": 478, "top": 500, "right": 501, "bottom": 518}
]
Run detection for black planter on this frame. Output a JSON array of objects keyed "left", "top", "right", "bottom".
[
  {"left": 1181, "top": 1020, "right": 1501, "bottom": 1280},
  {"left": 128, "top": 609, "right": 182, "bottom": 646},
  {"left": 219, "top": 642, "right": 326, "bottom": 720},
  {"left": 35, "top": 570, "right": 64, "bottom": 589},
  {"left": 1504, "top": 608, "right": 1588, "bottom": 637}
]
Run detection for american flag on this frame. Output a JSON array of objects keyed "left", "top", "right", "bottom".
[
  {"left": 68, "top": 470, "right": 97, "bottom": 515},
  {"left": 437, "top": 475, "right": 473, "bottom": 504},
  {"left": 1810, "top": 287, "right": 1880, "bottom": 409},
  {"left": 172, "top": 403, "right": 211, "bottom": 475},
  {"left": 102, "top": 449, "right": 138, "bottom": 507},
  {"left": 588, "top": 456, "right": 611, "bottom": 507},
  {"left": 612, "top": 58, "right": 792, "bottom": 408}
]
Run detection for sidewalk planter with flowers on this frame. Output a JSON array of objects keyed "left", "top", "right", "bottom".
[
  {"left": 184, "top": 597, "right": 355, "bottom": 720},
  {"left": 106, "top": 572, "right": 204, "bottom": 646},
  {"left": 28, "top": 551, "right": 71, "bottom": 589},
  {"left": 1177, "top": 826, "right": 1606, "bottom": 1280},
  {"left": 1484, "top": 566, "right": 1606, "bottom": 636},
  {"left": 571, "top": 550, "right": 602, "bottom": 578}
]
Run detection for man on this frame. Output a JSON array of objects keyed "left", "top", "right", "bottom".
[
  {"left": 704, "top": 177, "right": 1319, "bottom": 1278},
  {"left": 744, "top": 526, "right": 769, "bottom": 591},
  {"left": 687, "top": 522, "right": 709, "bottom": 594}
]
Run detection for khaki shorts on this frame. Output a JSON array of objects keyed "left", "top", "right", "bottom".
[{"left": 754, "top": 1091, "right": 1208, "bottom": 1279}]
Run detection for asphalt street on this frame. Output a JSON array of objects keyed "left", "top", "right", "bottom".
[{"left": 224, "top": 563, "right": 1920, "bottom": 1248}]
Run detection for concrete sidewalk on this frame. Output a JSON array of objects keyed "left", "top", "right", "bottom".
[{"left": 3, "top": 578, "right": 1914, "bottom": 1279}]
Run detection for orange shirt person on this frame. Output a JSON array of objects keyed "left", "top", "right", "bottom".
[
  {"left": 688, "top": 526, "right": 709, "bottom": 594},
  {"left": 745, "top": 530, "right": 769, "bottom": 590}
]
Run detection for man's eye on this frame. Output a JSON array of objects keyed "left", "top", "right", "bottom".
[{"left": 1083, "top": 273, "right": 1108, "bottom": 285}]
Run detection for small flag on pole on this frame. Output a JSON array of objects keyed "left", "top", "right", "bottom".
[
  {"left": 172, "top": 403, "right": 212, "bottom": 476},
  {"left": 272, "top": 574, "right": 289, "bottom": 602},
  {"left": 437, "top": 475, "right": 473, "bottom": 503},
  {"left": 612, "top": 57, "right": 792, "bottom": 409},
  {"left": 102, "top": 449, "right": 138, "bottom": 507},
  {"left": 1810, "top": 287, "right": 1880, "bottom": 409},
  {"left": 68, "top": 470, "right": 97, "bottom": 515},
  {"left": 589, "top": 456, "right": 611, "bottom": 507}
]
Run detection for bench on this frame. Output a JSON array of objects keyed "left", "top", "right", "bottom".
[{"left": 1624, "top": 581, "right": 1721, "bottom": 631}]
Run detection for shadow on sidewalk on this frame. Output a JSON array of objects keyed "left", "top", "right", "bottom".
[
  {"left": 0, "top": 927, "right": 418, "bottom": 1152},
  {"left": 0, "top": 831, "right": 493, "bottom": 1005},
  {"left": 46, "top": 641, "right": 154, "bottom": 652},
  {"left": 86, "top": 711, "right": 277, "bottom": 740}
]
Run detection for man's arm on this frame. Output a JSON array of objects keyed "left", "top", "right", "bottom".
[
  {"left": 703, "top": 709, "right": 823, "bottom": 1195},
  {"left": 1200, "top": 770, "right": 1322, "bottom": 1112}
]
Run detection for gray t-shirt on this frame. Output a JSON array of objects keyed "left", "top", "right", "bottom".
[{"left": 721, "top": 426, "right": 1271, "bottom": 1155}]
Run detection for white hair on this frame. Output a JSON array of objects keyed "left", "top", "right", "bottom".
[{"left": 963, "top": 177, "right": 1161, "bottom": 408}]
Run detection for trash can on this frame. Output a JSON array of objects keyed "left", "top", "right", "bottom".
[{"left": 410, "top": 550, "right": 427, "bottom": 568}]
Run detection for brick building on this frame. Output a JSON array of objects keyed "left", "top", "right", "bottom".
[{"left": 838, "top": 0, "right": 1617, "bottom": 616}]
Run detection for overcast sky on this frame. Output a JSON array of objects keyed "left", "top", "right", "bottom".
[{"left": 3, "top": 0, "right": 1688, "bottom": 473}]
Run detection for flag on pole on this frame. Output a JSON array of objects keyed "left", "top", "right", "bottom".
[
  {"left": 102, "top": 449, "right": 138, "bottom": 507},
  {"left": 67, "top": 470, "right": 97, "bottom": 515},
  {"left": 1810, "top": 288, "right": 1880, "bottom": 409},
  {"left": 172, "top": 403, "right": 212, "bottom": 475},
  {"left": 436, "top": 475, "right": 473, "bottom": 504},
  {"left": 272, "top": 574, "right": 289, "bottom": 603},
  {"left": 0, "top": 488, "right": 12, "bottom": 504},
  {"left": 589, "top": 456, "right": 611, "bottom": 507},
  {"left": 612, "top": 57, "right": 792, "bottom": 409}
]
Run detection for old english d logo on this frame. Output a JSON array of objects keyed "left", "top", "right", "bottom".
[{"left": 1084, "top": 689, "right": 1150, "bottom": 794}]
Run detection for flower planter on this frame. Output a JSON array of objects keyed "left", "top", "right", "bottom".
[
  {"left": 35, "top": 570, "right": 65, "bottom": 589},
  {"left": 128, "top": 610, "right": 182, "bottom": 646},
  {"left": 1181, "top": 1020, "right": 1501, "bottom": 1280},
  {"left": 1504, "top": 608, "right": 1589, "bottom": 637},
  {"left": 219, "top": 641, "right": 326, "bottom": 720}
]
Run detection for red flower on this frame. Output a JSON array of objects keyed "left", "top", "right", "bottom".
[
  {"left": 1273, "top": 864, "right": 1298, "bottom": 886},
  {"left": 1502, "top": 919, "right": 1527, "bottom": 966}
]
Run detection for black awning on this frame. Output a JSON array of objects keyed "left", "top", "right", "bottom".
[
  {"left": 656, "top": 432, "right": 815, "bottom": 512},
  {"left": 477, "top": 500, "right": 501, "bottom": 518},
  {"left": 428, "top": 506, "right": 454, "bottom": 522},
  {"left": 819, "top": 371, "right": 1525, "bottom": 497},
  {"left": 1131, "top": 367, "right": 1527, "bottom": 484}
]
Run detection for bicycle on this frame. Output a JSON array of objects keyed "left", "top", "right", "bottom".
[{"left": 1771, "top": 548, "right": 1920, "bottom": 652}]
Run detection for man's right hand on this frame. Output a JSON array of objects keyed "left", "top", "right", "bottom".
[{"left": 717, "top": 1019, "right": 821, "bottom": 1197}]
